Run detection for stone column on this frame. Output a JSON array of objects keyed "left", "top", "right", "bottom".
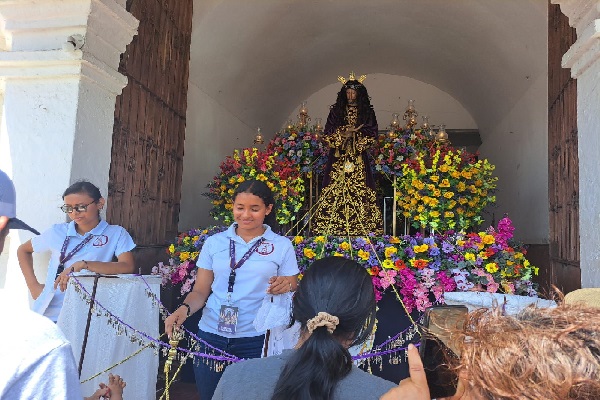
[
  {"left": 0, "top": 0, "right": 138, "bottom": 306},
  {"left": 552, "top": 0, "right": 600, "bottom": 287}
]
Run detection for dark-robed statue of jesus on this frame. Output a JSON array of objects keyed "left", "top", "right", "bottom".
[{"left": 313, "top": 72, "right": 382, "bottom": 235}]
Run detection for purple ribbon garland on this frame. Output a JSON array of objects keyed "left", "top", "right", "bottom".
[
  {"left": 136, "top": 275, "right": 420, "bottom": 362},
  {"left": 69, "top": 273, "right": 419, "bottom": 364},
  {"left": 70, "top": 274, "right": 240, "bottom": 362}
]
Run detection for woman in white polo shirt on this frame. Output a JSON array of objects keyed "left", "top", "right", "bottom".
[
  {"left": 17, "top": 181, "right": 135, "bottom": 322},
  {"left": 164, "top": 179, "right": 300, "bottom": 400}
]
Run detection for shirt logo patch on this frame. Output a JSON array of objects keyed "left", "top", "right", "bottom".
[
  {"left": 92, "top": 235, "right": 109, "bottom": 247},
  {"left": 256, "top": 243, "right": 274, "bottom": 255}
]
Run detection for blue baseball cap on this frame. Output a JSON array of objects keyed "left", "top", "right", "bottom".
[{"left": 0, "top": 169, "right": 39, "bottom": 235}]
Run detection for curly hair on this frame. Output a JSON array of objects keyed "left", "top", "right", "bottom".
[
  {"left": 453, "top": 304, "right": 600, "bottom": 400},
  {"left": 330, "top": 81, "right": 374, "bottom": 126}
]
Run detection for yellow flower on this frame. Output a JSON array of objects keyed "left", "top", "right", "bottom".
[
  {"left": 429, "top": 198, "right": 439, "bottom": 207},
  {"left": 340, "top": 242, "right": 351, "bottom": 251},
  {"left": 444, "top": 211, "right": 454, "bottom": 218},
  {"left": 303, "top": 248, "right": 316, "bottom": 259},
  {"left": 228, "top": 177, "right": 236, "bottom": 184},
  {"left": 192, "top": 236, "right": 199, "bottom": 242},
  {"left": 168, "top": 244, "right": 175, "bottom": 254},
  {"left": 451, "top": 171, "right": 460, "bottom": 179},
  {"left": 443, "top": 191, "right": 454, "bottom": 199},
  {"left": 191, "top": 252, "right": 199, "bottom": 260},
  {"left": 464, "top": 253, "right": 476, "bottom": 261},
  {"left": 358, "top": 249, "right": 370, "bottom": 261},
  {"left": 523, "top": 260, "right": 530, "bottom": 267},
  {"left": 506, "top": 260, "right": 514, "bottom": 266},
  {"left": 430, "top": 210, "right": 440, "bottom": 218},
  {"left": 457, "top": 182, "right": 466, "bottom": 192},
  {"left": 293, "top": 236, "right": 304, "bottom": 244},
  {"left": 382, "top": 259, "right": 394, "bottom": 269},
  {"left": 485, "top": 262, "right": 499, "bottom": 273},
  {"left": 514, "top": 252, "right": 524, "bottom": 259},
  {"left": 414, "top": 244, "right": 429, "bottom": 253},
  {"left": 430, "top": 175, "right": 440, "bottom": 183},
  {"left": 389, "top": 236, "right": 401, "bottom": 244},
  {"left": 385, "top": 247, "right": 397, "bottom": 258},
  {"left": 333, "top": 251, "right": 344, "bottom": 257},
  {"left": 482, "top": 235, "right": 495, "bottom": 245},
  {"left": 439, "top": 179, "right": 451, "bottom": 188},
  {"left": 439, "top": 165, "right": 449, "bottom": 173},
  {"left": 461, "top": 171, "right": 472, "bottom": 179},
  {"left": 478, "top": 251, "right": 488, "bottom": 260},
  {"left": 237, "top": 176, "right": 245, "bottom": 183},
  {"left": 179, "top": 252, "right": 190, "bottom": 262},
  {"left": 315, "top": 236, "right": 326, "bottom": 244}
]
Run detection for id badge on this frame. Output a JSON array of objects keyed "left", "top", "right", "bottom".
[{"left": 217, "top": 304, "right": 239, "bottom": 334}]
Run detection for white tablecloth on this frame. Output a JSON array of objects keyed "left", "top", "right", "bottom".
[
  {"left": 444, "top": 292, "right": 556, "bottom": 315},
  {"left": 58, "top": 274, "right": 160, "bottom": 400}
]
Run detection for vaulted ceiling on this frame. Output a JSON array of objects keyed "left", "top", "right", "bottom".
[{"left": 189, "top": 0, "right": 547, "bottom": 137}]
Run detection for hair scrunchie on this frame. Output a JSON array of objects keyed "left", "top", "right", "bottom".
[{"left": 306, "top": 311, "right": 339, "bottom": 334}]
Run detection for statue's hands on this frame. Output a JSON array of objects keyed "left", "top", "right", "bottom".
[{"left": 343, "top": 124, "right": 364, "bottom": 137}]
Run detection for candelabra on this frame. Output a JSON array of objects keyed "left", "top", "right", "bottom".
[
  {"left": 253, "top": 127, "right": 264, "bottom": 145},
  {"left": 403, "top": 99, "right": 418, "bottom": 129}
]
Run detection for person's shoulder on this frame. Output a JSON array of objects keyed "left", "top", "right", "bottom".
[
  {"left": 339, "top": 366, "right": 397, "bottom": 395},
  {"left": 1, "top": 308, "right": 70, "bottom": 350}
]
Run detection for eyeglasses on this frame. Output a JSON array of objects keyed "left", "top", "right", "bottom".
[{"left": 60, "top": 200, "right": 96, "bottom": 214}]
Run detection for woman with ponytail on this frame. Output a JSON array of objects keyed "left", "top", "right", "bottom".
[
  {"left": 213, "top": 256, "right": 396, "bottom": 399},
  {"left": 164, "top": 179, "right": 299, "bottom": 400}
]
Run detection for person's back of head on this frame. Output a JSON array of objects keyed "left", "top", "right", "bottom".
[
  {"left": 455, "top": 304, "right": 600, "bottom": 400},
  {"left": 271, "top": 256, "right": 376, "bottom": 400}
]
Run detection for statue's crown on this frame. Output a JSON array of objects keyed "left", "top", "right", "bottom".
[{"left": 337, "top": 71, "right": 366, "bottom": 85}]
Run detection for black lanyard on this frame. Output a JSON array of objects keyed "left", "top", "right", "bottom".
[
  {"left": 227, "top": 238, "right": 265, "bottom": 293},
  {"left": 55, "top": 234, "right": 95, "bottom": 278}
]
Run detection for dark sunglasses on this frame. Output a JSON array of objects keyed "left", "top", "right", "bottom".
[{"left": 60, "top": 200, "right": 96, "bottom": 214}]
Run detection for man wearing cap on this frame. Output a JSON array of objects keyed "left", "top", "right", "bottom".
[{"left": 0, "top": 169, "right": 83, "bottom": 398}]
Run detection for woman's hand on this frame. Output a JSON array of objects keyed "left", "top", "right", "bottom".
[
  {"left": 164, "top": 306, "right": 188, "bottom": 339},
  {"left": 267, "top": 276, "right": 295, "bottom": 294},
  {"left": 380, "top": 343, "right": 430, "bottom": 400},
  {"left": 54, "top": 267, "right": 73, "bottom": 292}
]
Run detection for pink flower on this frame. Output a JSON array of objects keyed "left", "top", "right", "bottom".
[{"left": 378, "top": 269, "right": 397, "bottom": 289}]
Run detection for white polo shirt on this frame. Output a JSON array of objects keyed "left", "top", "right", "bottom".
[
  {"left": 31, "top": 220, "right": 136, "bottom": 322},
  {"left": 198, "top": 224, "right": 299, "bottom": 338}
]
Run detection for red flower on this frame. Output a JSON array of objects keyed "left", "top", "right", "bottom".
[{"left": 395, "top": 259, "right": 407, "bottom": 270}]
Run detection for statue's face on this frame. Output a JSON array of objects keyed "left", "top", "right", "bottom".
[{"left": 346, "top": 88, "right": 357, "bottom": 104}]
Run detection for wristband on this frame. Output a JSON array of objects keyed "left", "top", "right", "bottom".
[{"left": 181, "top": 302, "right": 192, "bottom": 317}]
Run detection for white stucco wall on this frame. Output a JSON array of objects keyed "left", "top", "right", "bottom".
[
  {"left": 577, "top": 59, "right": 600, "bottom": 287},
  {"left": 287, "top": 74, "right": 478, "bottom": 131},
  {"left": 178, "top": 82, "right": 257, "bottom": 230},
  {"left": 478, "top": 74, "right": 549, "bottom": 244}
]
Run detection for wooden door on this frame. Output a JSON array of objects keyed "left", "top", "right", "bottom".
[
  {"left": 547, "top": 2, "right": 580, "bottom": 294},
  {"left": 107, "top": 0, "right": 193, "bottom": 271}
]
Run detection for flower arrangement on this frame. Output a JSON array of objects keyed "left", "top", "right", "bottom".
[
  {"left": 266, "top": 127, "right": 328, "bottom": 174},
  {"left": 372, "top": 128, "right": 433, "bottom": 177},
  {"left": 395, "top": 148, "right": 498, "bottom": 232},
  {"left": 291, "top": 217, "right": 537, "bottom": 312},
  {"left": 153, "top": 218, "right": 538, "bottom": 309},
  {"left": 205, "top": 147, "right": 305, "bottom": 225},
  {"left": 446, "top": 216, "right": 538, "bottom": 296},
  {"left": 152, "top": 226, "right": 226, "bottom": 296}
]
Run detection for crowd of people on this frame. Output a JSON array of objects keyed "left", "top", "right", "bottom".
[{"left": 1, "top": 165, "right": 599, "bottom": 400}]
